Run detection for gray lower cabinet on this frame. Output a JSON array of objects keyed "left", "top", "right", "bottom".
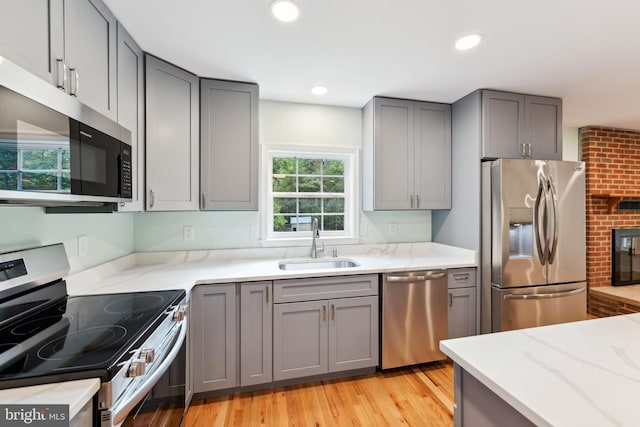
[
  {"left": 240, "top": 281, "right": 272, "bottom": 387},
  {"left": 448, "top": 268, "right": 477, "bottom": 339},
  {"left": 115, "top": 22, "right": 144, "bottom": 212},
  {"left": 191, "top": 283, "right": 237, "bottom": 393},
  {"left": 200, "top": 79, "right": 259, "bottom": 210},
  {"left": 273, "top": 275, "right": 379, "bottom": 381},
  {"left": 362, "top": 96, "right": 451, "bottom": 211},
  {"left": 145, "top": 55, "right": 199, "bottom": 211},
  {"left": 0, "top": 0, "right": 118, "bottom": 120},
  {"left": 481, "top": 90, "right": 562, "bottom": 160}
]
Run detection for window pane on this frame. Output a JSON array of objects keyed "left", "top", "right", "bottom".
[
  {"left": 323, "top": 198, "right": 344, "bottom": 213},
  {"left": 61, "top": 149, "right": 70, "bottom": 169},
  {"left": 274, "top": 197, "right": 297, "bottom": 214},
  {"left": 21, "top": 172, "right": 58, "bottom": 190},
  {"left": 273, "top": 157, "right": 295, "bottom": 174},
  {"left": 0, "top": 172, "right": 17, "bottom": 190},
  {"left": 323, "top": 177, "right": 344, "bottom": 193},
  {"left": 273, "top": 176, "right": 295, "bottom": 192},
  {"left": 273, "top": 215, "right": 294, "bottom": 232},
  {"left": 299, "top": 198, "right": 321, "bottom": 214},
  {"left": 61, "top": 171, "right": 71, "bottom": 191},
  {"left": 298, "top": 159, "right": 321, "bottom": 175},
  {"left": 299, "top": 176, "right": 320, "bottom": 192},
  {"left": 0, "top": 149, "right": 17, "bottom": 170},
  {"left": 324, "top": 215, "right": 344, "bottom": 231},
  {"left": 22, "top": 150, "right": 58, "bottom": 170},
  {"left": 323, "top": 159, "right": 344, "bottom": 175}
]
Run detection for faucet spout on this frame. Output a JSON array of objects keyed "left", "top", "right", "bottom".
[{"left": 311, "top": 218, "right": 324, "bottom": 258}]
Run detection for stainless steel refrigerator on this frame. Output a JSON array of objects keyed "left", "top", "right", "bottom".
[{"left": 481, "top": 159, "right": 587, "bottom": 333}]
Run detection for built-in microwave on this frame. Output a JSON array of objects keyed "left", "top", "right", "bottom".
[{"left": 0, "top": 82, "right": 132, "bottom": 205}]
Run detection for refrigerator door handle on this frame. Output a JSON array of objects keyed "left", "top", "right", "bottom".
[
  {"left": 503, "top": 287, "right": 585, "bottom": 300},
  {"left": 547, "top": 177, "right": 560, "bottom": 264},
  {"left": 534, "top": 179, "right": 548, "bottom": 264}
]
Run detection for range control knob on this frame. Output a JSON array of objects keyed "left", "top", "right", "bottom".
[
  {"left": 128, "top": 359, "right": 146, "bottom": 378},
  {"left": 173, "top": 305, "right": 188, "bottom": 322},
  {"left": 140, "top": 348, "right": 155, "bottom": 363}
]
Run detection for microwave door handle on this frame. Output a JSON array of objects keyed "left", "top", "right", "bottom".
[
  {"left": 111, "top": 320, "right": 187, "bottom": 425},
  {"left": 547, "top": 178, "right": 560, "bottom": 264},
  {"left": 534, "top": 179, "right": 547, "bottom": 264}
]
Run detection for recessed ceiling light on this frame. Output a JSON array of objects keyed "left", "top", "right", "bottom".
[
  {"left": 455, "top": 34, "right": 482, "bottom": 51},
  {"left": 271, "top": 0, "right": 300, "bottom": 22},
  {"left": 311, "top": 86, "right": 328, "bottom": 96}
]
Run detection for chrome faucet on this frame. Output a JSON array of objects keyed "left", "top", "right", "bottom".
[{"left": 311, "top": 218, "right": 325, "bottom": 258}]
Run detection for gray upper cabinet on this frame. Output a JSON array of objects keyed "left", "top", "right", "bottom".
[
  {"left": 0, "top": 0, "right": 117, "bottom": 120},
  {"left": 239, "top": 281, "right": 272, "bottom": 387},
  {"left": 363, "top": 97, "right": 451, "bottom": 210},
  {"left": 191, "top": 283, "right": 237, "bottom": 394},
  {"left": 115, "top": 23, "right": 144, "bottom": 212},
  {"left": 145, "top": 55, "right": 199, "bottom": 211},
  {"left": 481, "top": 90, "right": 562, "bottom": 160},
  {"left": 200, "top": 79, "right": 259, "bottom": 211}
]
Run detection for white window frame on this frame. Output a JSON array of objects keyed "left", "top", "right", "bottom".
[{"left": 261, "top": 144, "right": 359, "bottom": 245}]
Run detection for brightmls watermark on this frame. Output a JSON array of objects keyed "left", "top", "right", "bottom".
[{"left": 0, "top": 405, "right": 69, "bottom": 426}]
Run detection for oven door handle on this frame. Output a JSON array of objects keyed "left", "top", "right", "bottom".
[{"left": 111, "top": 320, "right": 187, "bottom": 426}]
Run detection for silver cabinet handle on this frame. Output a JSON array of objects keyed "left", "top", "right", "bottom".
[
  {"left": 449, "top": 293, "right": 453, "bottom": 307},
  {"left": 149, "top": 189, "right": 155, "bottom": 208},
  {"left": 521, "top": 143, "right": 527, "bottom": 157},
  {"left": 266, "top": 286, "right": 269, "bottom": 304},
  {"left": 202, "top": 193, "right": 206, "bottom": 209},
  {"left": 323, "top": 305, "right": 326, "bottom": 321},
  {"left": 56, "top": 58, "right": 67, "bottom": 90},
  {"left": 416, "top": 194, "right": 421, "bottom": 209},
  {"left": 331, "top": 304, "right": 335, "bottom": 321},
  {"left": 69, "top": 67, "right": 79, "bottom": 97},
  {"left": 527, "top": 143, "right": 533, "bottom": 158},
  {"left": 410, "top": 194, "right": 414, "bottom": 209},
  {"left": 504, "top": 287, "right": 585, "bottom": 300}
]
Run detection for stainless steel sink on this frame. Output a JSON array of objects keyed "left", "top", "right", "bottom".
[{"left": 278, "top": 258, "right": 360, "bottom": 271}]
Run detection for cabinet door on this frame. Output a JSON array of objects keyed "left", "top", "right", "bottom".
[
  {"left": 448, "top": 287, "right": 477, "bottom": 339},
  {"left": 329, "top": 296, "right": 378, "bottom": 372},
  {"left": 145, "top": 55, "right": 199, "bottom": 211},
  {"left": 191, "top": 284, "right": 237, "bottom": 393},
  {"left": 525, "top": 96, "right": 562, "bottom": 160},
  {"left": 201, "top": 80, "right": 258, "bottom": 211},
  {"left": 63, "top": 0, "right": 117, "bottom": 120},
  {"left": 481, "top": 91, "right": 525, "bottom": 159},
  {"left": 373, "top": 97, "right": 414, "bottom": 209},
  {"left": 115, "top": 23, "right": 144, "bottom": 212},
  {"left": 0, "top": 0, "right": 62, "bottom": 85},
  {"left": 414, "top": 102, "right": 451, "bottom": 209},
  {"left": 273, "top": 301, "right": 328, "bottom": 381},
  {"left": 240, "top": 281, "right": 272, "bottom": 387}
]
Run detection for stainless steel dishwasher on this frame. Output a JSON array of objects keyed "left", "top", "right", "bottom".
[{"left": 381, "top": 270, "right": 448, "bottom": 369}]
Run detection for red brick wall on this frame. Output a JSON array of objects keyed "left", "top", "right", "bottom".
[
  {"left": 588, "top": 293, "right": 640, "bottom": 317},
  {"left": 581, "top": 126, "right": 640, "bottom": 289}
]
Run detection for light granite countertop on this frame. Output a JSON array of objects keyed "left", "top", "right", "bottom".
[
  {"left": 441, "top": 314, "right": 640, "bottom": 427},
  {"left": 0, "top": 378, "right": 100, "bottom": 419}
]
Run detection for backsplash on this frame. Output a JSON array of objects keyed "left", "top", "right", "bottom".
[{"left": 581, "top": 126, "right": 640, "bottom": 291}]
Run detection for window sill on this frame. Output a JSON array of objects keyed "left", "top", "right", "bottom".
[{"left": 260, "top": 236, "right": 361, "bottom": 248}]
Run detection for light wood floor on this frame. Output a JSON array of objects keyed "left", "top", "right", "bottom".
[{"left": 183, "top": 361, "right": 454, "bottom": 427}]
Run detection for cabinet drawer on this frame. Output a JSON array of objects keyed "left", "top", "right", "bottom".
[
  {"left": 448, "top": 268, "right": 476, "bottom": 289},
  {"left": 274, "top": 274, "right": 378, "bottom": 303}
]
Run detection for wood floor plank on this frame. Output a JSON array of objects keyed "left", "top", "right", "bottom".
[{"left": 183, "top": 362, "right": 454, "bottom": 427}]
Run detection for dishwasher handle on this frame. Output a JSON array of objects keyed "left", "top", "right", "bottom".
[{"left": 385, "top": 270, "right": 446, "bottom": 282}]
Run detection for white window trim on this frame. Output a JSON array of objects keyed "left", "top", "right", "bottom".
[{"left": 261, "top": 143, "right": 360, "bottom": 247}]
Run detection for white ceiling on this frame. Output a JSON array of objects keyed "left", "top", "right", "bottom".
[{"left": 104, "top": 0, "right": 640, "bottom": 129}]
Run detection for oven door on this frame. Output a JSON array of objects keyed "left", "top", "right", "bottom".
[{"left": 105, "top": 319, "right": 187, "bottom": 427}]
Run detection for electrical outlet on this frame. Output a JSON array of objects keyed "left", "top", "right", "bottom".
[
  {"left": 389, "top": 223, "right": 397, "bottom": 236},
  {"left": 183, "top": 225, "right": 195, "bottom": 241},
  {"left": 78, "top": 235, "right": 88, "bottom": 256}
]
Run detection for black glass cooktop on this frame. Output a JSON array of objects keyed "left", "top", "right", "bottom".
[{"left": 0, "top": 288, "right": 185, "bottom": 388}]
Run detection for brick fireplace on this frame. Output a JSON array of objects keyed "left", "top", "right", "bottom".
[{"left": 581, "top": 126, "right": 640, "bottom": 316}]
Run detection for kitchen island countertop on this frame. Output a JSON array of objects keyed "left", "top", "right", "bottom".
[{"left": 441, "top": 313, "right": 640, "bottom": 427}]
